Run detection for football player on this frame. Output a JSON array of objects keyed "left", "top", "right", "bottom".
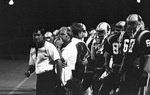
[
  {"left": 91, "top": 22, "right": 111, "bottom": 68},
  {"left": 118, "top": 14, "right": 150, "bottom": 95},
  {"left": 98, "top": 21, "right": 126, "bottom": 95},
  {"left": 90, "top": 22, "right": 111, "bottom": 95}
]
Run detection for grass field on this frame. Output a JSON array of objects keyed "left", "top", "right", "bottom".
[{"left": 0, "top": 56, "right": 36, "bottom": 95}]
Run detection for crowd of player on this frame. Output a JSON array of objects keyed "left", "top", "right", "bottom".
[{"left": 25, "top": 14, "right": 150, "bottom": 95}]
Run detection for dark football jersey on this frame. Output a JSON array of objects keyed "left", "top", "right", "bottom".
[
  {"left": 104, "top": 33, "right": 123, "bottom": 65},
  {"left": 121, "top": 30, "right": 150, "bottom": 69},
  {"left": 94, "top": 41, "right": 105, "bottom": 68}
]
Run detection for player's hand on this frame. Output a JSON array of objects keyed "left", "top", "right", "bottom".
[
  {"left": 90, "top": 29, "right": 97, "bottom": 39},
  {"left": 25, "top": 70, "right": 31, "bottom": 78}
]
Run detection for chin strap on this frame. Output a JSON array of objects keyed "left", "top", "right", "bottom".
[{"left": 132, "top": 26, "right": 141, "bottom": 38}]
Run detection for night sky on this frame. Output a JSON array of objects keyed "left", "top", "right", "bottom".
[{"left": 0, "top": 0, "right": 150, "bottom": 57}]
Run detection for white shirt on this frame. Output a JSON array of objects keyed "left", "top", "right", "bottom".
[
  {"left": 29, "top": 41, "right": 60, "bottom": 74},
  {"left": 61, "top": 38, "right": 84, "bottom": 85},
  {"left": 62, "top": 38, "right": 85, "bottom": 70}
]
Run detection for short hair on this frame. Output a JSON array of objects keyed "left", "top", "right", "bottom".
[
  {"left": 70, "top": 23, "right": 84, "bottom": 36},
  {"left": 53, "top": 29, "right": 60, "bottom": 36},
  {"left": 67, "top": 27, "right": 73, "bottom": 38},
  {"left": 32, "top": 26, "right": 45, "bottom": 35},
  {"left": 59, "top": 26, "right": 73, "bottom": 38}
]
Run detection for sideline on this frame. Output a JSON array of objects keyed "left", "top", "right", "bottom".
[{"left": 8, "top": 73, "right": 35, "bottom": 95}]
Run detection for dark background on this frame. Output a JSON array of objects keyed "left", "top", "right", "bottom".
[{"left": 0, "top": 0, "right": 149, "bottom": 58}]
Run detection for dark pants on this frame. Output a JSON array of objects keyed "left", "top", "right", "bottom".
[
  {"left": 98, "top": 65, "right": 120, "bottom": 95},
  {"left": 36, "top": 70, "right": 57, "bottom": 95},
  {"left": 82, "top": 72, "right": 95, "bottom": 91},
  {"left": 92, "top": 68, "right": 105, "bottom": 95},
  {"left": 118, "top": 68, "right": 140, "bottom": 95},
  {"left": 82, "top": 68, "right": 104, "bottom": 95},
  {"left": 98, "top": 72, "right": 118, "bottom": 95}
]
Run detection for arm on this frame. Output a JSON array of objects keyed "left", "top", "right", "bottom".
[
  {"left": 25, "top": 48, "right": 35, "bottom": 77},
  {"left": 91, "top": 39, "right": 97, "bottom": 60},
  {"left": 103, "top": 51, "right": 112, "bottom": 73},
  {"left": 25, "top": 65, "right": 35, "bottom": 78},
  {"left": 139, "top": 31, "right": 150, "bottom": 73},
  {"left": 103, "top": 38, "right": 113, "bottom": 73},
  {"left": 138, "top": 31, "right": 150, "bottom": 87},
  {"left": 55, "top": 59, "right": 62, "bottom": 83},
  {"left": 91, "top": 44, "right": 96, "bottom": 60},
  {"left": 46, "top": 42, "right": 63, "bottom": 83},
  {"left": 51, "top": 45, "right": 62, "bottom": 83},
  {"left": 86, "top": 36, "right": 93, "bottom": 46}
]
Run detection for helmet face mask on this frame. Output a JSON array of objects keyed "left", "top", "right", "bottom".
[
  {"left": 112, "top": 21, "right": 126, "bottom": 34},
  {"left": 126, "top": 14, "right": 142, "bottom": 36},
  {"left": 113, "top": 27, "right": 122, "bottom": 34},
  {"left": 126, "top": 21, "right": 139, "bottom": 36},
  {"left": 126, "top": 27, "right": 136, "bottom": 36},
  {"left": 96, "top": 22, "right": 111, "bottom": 38},
  {"left": 96, "top": 30, "right": 105, "bottom": 38},
  {"left": 127, "top": 21, "right": 139, "bottom": 29},
  {"left": 94, "top": 30, "right": 106, "bottom": 44}
]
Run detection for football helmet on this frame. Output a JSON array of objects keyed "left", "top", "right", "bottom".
[
  {"left": 116, "top": 21, "right": 126, "bottom": 29},
  {"left": 96, "top": 22, "right": 111, "bottom": 38},
  {"left": 140, "top": 20, "right": 145, "bottom": 30},
  {"left": 113, "top": 21, "right": 126, "bottom": 34},
  {"left": 126, "top": 14, "right": 143, "bottom": 36}
]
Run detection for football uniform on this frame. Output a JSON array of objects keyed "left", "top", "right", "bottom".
[
  {"left": 98, "top": 32, "right": 124, "bottom": 95},
  {"left": 119, "top": 30, "right": 150, "bottom": 95},
  {"left": 104, "top": 33, "right": 123, "bottom": 66},
  {"left": 121, "top": 30, "right": 150, "bottom": 71},
  {"left": 88, "top": 38, "right": 108, "bottom": 95},
  {"left": 94, "top": 41, "right": 105, "bottom": 68}
]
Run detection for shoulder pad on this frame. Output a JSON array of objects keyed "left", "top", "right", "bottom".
[
  {"left": 106, "top": 34, "right": 115, "bottom": 45},
  {"left": 137, "top": 30, "right": 150, "bottom": 44}
]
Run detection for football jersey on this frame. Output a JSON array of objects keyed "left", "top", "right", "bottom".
[
  {"left": 104, "top": 33, "right": 123, "bottom": 65},
  {"left": 94, "top": 40, "right": 105, "bottom": 68},
  {"left": 121, "top": 30, "right": 150, "bottom": 69}
]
